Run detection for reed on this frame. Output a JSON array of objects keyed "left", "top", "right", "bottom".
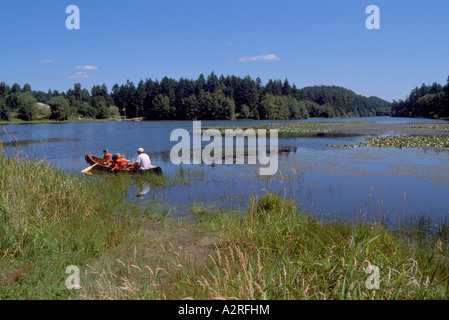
[
  {"left": 175, "top": 193, "right": 449, "bottom": 300},
  {"left": 0, "top": 152, "right": 147, "bottom": 298},
  {"left": 82, "top": 193, "right": 449, "bottom": 300}
]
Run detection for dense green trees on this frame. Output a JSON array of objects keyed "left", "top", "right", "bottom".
[
  {"left": 48, "top": 96, "right": 70, "bottom": 121},
  {"left": 0, "top": 73, "right": 394, "bottom": 122},
  {"left": 0, "top": 82, "right": 12, "bottom": 120},
  {"left": 108, "top": 74, "right": 390, "bottom": 121},
  {"left": 152, "top": 94, "right": 173, "bottom": 119},
  {"left": 392, "top": 79, "right": 449, "bottom": 119},
  {"left": 259, "top": 94, "right": 290, "bottom": 120},
  {"left": 443, "top": 76, "right": 449, "bottom": 116},
  {"left": 91, "top": 96, "right": 111, "bottom": 119},
  {"left": 17, "top": 92, "right": 38, "bottom": 121},
  {"left": 0, "top": 97, "right": 10, "bottom": 121},
  {"left": 298, "top": 86, "right": 391, "bottom": 117},
  {"left": 0, "top": 82, "right": 118, "bottom": 121}
]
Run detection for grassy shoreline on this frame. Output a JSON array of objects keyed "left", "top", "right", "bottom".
[{"left": 1, "top": 154, "right": 448, "bottom": 299}]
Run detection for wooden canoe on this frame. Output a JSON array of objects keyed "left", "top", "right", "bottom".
[{"left": 84, "top": 153, "right": 163, "bottom": 175}]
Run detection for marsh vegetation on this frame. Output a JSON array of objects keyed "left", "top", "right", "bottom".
[{"left": 1, "top": 153, "right": 449, "bottom": 299}]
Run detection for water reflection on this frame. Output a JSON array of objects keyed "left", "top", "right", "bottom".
[{"left": 136, "top": 181, "right": 151, "bottom": 198}]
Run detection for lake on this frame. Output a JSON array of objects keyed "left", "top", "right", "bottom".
[{"left": 2, "top": 117, "right": 449, "bottom": 225}]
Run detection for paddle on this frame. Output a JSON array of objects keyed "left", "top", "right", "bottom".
[{"left": 81, "top": 163, "right": 98, "bottom": 174}]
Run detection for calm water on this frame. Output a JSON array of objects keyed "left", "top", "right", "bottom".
[{"left": 2, "top": 117, "right": 449, "bottom": 225}]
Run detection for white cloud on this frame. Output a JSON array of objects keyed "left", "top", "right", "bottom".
[
  {"left": 75, "top": 65, "right": 98, "bottom": 70},
  {"left": 40, "top": 59, "right": 54, "bottom": 63},
  {"left": 238, "top": 54, "right": 281, "bottom": 62},
  {"left": 67, "top": 72, "right": 96, "bottom": 80}
]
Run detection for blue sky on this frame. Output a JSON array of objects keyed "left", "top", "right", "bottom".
[{"left": 1, "top": 0, "right": 448, "bottom": 102}]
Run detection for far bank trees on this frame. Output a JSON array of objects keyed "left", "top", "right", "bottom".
[{"left": 0, "top": 73, "right": 394, "bottom": 122}]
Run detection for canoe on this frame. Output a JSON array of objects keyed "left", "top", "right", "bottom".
[{"left": 84, "top": 153, "right": 163, "bottom": 174}]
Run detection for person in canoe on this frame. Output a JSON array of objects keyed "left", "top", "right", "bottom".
[
  {"left": 111, "top": 153, "right": 130, "bottom": 171},
  {"left": 102, "top": 149, "right": 112, "bottom": 165},
  {"left": 134, "top": 147, "right": 154, "bottom": 171}
]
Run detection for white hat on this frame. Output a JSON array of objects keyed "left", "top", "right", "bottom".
[{"left": 138, "top": 148, "right": 144, "bottom": 153}]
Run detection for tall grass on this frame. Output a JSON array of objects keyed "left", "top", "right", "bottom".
[
  {"left": 0, "top": 152, "right": 146, "bottom": 298},
  {"left": 1, "top": 152, "right": 448, "bottom": 299},
  {"left": 81, "top": 193, "right": 449, "bottom": 300}
]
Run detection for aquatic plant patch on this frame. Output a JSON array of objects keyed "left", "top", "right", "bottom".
[
  {"left": 200, "top": 122, "right": 335, "bottom": 135},
  {"left": 408, "top": 125, "right": 449, "bottom": 130},
  {"left": 328, "top": 135, "right": 449, "bottom": 152}
]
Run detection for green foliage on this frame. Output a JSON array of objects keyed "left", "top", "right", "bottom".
[
  {"left": 259, "top": 94, "right": 290, "bottom": 120},
  {"left": 443, "top": 76, "right": 449, "bottom": 113},
  {"left": 306, "top": 101, "right": 337, "bottom": 118},
  {"left": 211, "top": 86, "right": 235, "bottom": 120},
  {"left": 109, "top": 105, "right": 120, "bottom": 118},
  {"left": 1, "top": 155, "right": 448, "bottom": 299},
  {"left": 180, "top": 94, "right": 199, "bottom": 120},
  {"left": 108, "top": 73, "right": 390, "bottom": 120},
  {"left": 187, "top": 193, "right": 449, "bottom": 300},
  {"left": 0, "top": 97, "right": 10, "bottom": 121},
  {"left": 0, "top": 73, "right": 393, "bottom": 122},
  {"left": 33, "top": 91, "right": 50, "bottom": 104},
  {"left": 0, "top": 82, "right": 9, "bottom": 98},
  {"left": 7, "top": 92, "right": 19, "bottom": 110},
  {"left": 0, "top": 153, "right": 138, "bottom": 299},
  {"left": 22, "top": 83, "right": 32, "bottom": 93},
  {"left": 152, "top": 94, "right": 174, "bottom": 119},
  {"left": 258, "top": 95, "right": 309, "bottom": 120},
  {"left": 392, "top": 80, "right": 449, "bottom": 119},
  {"left": 196, "top": 90, "right": 215, "bottom": 119},
  {"left": 91, "top": 96, "right": 110, "bottom": 119},
  {"left": 35, "top": 103, "right": 51, "bottom": 119},
  {"left": 48, "top": 96, "right": 70, "bottom": 121},
  {"left": 17, "top": 92, "right": 37, "bottom": 121},
  {"left": 299, "top": 85, "right": 389, "bottom": 117},
  {"left": 77, "top": 102, "right": 97, "bottom": 118},
  {"left": 287, "top": 97, "right": 309, "bottom": 119}
]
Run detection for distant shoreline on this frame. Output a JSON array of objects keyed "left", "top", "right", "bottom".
[{"left": 1, "top": 116, "right": 448, "bottom": 127}]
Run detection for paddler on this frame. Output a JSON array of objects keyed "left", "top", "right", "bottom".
[
  {"left": 102, "top": 149, "right": 112, "bottom": 164},
  {"left": 111, "top": 153, "right": 129, "bottom": 171}
]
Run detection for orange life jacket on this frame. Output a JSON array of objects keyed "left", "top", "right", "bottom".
[
  {"left": 103, "top": 153, "right": 112, "bottom": 163},
  {"left": 116, "top": 155, "right": 128, "bottom": 168}
]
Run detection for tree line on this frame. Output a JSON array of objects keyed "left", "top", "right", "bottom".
[
  {"left": 0, "top": 72, "right": 392, "bottom": 122},
  {"left": 392, "top": 76, "right": 449, "bottom": 119},
  {"left": 0, "top": 82, "right": 117, "bottom": 121}
]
